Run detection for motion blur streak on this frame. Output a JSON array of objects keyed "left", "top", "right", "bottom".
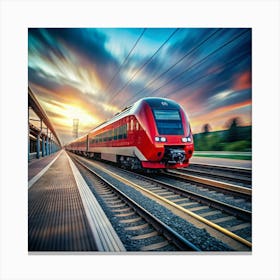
[{"left": 28, "top": 28, "right": 251, "bottom": 144}]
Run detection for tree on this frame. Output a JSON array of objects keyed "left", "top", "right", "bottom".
[
  {"left": 226, "top": 117, "right": 241, "bottom": 142},
  {"left": 202, "top": 123, "right": 211, "bottom": 134}
]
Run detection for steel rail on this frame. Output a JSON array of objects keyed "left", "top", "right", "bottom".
[
  {"left": 71, "top": 154, "right": 201, "bottom": 251},
  {"left": 189, "top": 163, "right": 252, "bottom": 173},
  {"left": 178, "top": 167, "right": 252, "bottom": 185},
  {"left": 140, "top": 174, "right": 251, "bottom": 221},
  {"left": 72, "top": 155, "right": 252, "bottom": 249},
  {"left": 166, "top": 170, "right": 252, "bottom": 196},
  {"left": 186, "top": 163, "right": 252, "bottom": 184},
  {"left": 67, "top": 153, "right": 126, "bottom": 252}
]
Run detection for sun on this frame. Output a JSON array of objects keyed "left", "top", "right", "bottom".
[{"left": 44, "top": 101, "right": 99, "bottom": 130}]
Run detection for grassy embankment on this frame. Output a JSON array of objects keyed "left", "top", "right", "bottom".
[{"left": 193, "top": 126, "right": 252, "bottom": 160}]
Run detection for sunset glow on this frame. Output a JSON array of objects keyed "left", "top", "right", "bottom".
[{"left": 28, "top": 28, "right": 252, "bottom": 144}]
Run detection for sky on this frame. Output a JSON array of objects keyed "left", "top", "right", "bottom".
[{"left": 28, "top": 28, "right": 252, "bottom": 145}]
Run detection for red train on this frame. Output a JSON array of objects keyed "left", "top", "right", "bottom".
[{"left": 66, "top": 97, "right": 194, "bottom": 169}]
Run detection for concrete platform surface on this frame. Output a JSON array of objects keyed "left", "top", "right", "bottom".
[
  {"left": 28, "top": 150, "right": 97, "bottom": 251},
  {"left": 28, "top": 151, "right": 61, "bottom": 181}
]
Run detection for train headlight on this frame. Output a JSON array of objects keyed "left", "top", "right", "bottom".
[
  {"left": 182, "top": 137, "right": 192, "bottom": 143},
  {"left": 155, "top": 136, "right": 167, "bottom": 142}
]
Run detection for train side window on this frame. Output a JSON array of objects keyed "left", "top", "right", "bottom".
[
  {"left": 124, "top": 124, "right": 127, "bottom": 139},
  {"left": 130, "top": 119, "right": 134, "bottom": 131},
  {"left": 116, "top": 127, "right": 119, "bottom": 140},
  {"left": 113, "top": 128, "right": 117, "bottom": 140},
  {"left": 118, "top": 126, "right": 123, "bottom": 140}
]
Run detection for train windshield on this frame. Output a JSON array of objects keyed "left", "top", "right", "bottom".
[{"left": 153, "top": 109, "right": 184, "bottom": 135}]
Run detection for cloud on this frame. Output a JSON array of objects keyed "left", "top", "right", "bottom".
[
  {"left": 29, "top": 28, "right": 121, "bottom": 96},
  {"left": 233, "top": 71, "right": 251, "bottom": 91},
  {"left": 28, "top": 28, "right": 252, "bottom": 143},
  {"left": 190, "top": 100, "right": 252, "bottom": 133}
]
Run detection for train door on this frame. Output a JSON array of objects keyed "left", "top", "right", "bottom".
[{"left": 131, "top": 116, "right": 141, "bottom": 146}]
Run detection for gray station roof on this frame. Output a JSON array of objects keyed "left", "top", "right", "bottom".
[{"left": 28, "top": 86, "right": 62, "bottom": 147}]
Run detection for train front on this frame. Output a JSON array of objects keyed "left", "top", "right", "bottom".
[{"left": 140, "top": 98, "right": 194, "bottom": 169}]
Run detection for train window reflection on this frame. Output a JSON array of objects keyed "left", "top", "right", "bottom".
[
  {"left": 153, "top": 109, "right": 183, "bottom": 135},
  {"left": 153, "top": 110, "right": 180, "bottom": 121}
]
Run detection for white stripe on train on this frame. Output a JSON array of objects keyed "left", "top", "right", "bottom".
[{"left": 86, "top": 146, "right": 148, "bottom": 162}]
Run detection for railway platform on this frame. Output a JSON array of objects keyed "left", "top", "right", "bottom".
[
  {"left": 190, "top": 156, "right": 252, "bottom": 169},
  {"left": 28, "top": 150, "right": 61, "bottom": 183},
  {"left": 28, "top": 149, "right": 125, "bottom": 252}
]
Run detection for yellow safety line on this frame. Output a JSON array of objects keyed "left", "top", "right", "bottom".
[{"left": 87, "top": 159, "right": 252, "bottom": 248}]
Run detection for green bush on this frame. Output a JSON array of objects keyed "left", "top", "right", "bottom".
[
  {"left": 224, "top": 140, "right": 251, "bottom": 152},
  {"left": 193, "top": 126, "right": 252, "bottom": 152}
]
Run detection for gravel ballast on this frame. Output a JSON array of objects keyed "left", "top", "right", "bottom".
[{"left": 78, "top": 159, "right": 234, "bottom": 251}]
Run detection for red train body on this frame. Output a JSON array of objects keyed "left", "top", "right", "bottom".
[{"left": 66, "top": 97, "right": 194, "bottom": 169}]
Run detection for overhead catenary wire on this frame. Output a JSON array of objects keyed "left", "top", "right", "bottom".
[
  {"left": 104, "top": 28, "right": 147, "bottom": 94},
  {"left": 142, "top": 29, "right": 250, "bottom": 98},
  {"left": 133, "top": 28, "right": 222, "bottom": 97},
  {"left": 110, "top": 28, "right": 180, "bottom": 102},
  {"left": 167, "top": 49, "right": 252, "bottom": 99},
  {"left": 122, "top": 50, "right": 249, "bottom": 111}
]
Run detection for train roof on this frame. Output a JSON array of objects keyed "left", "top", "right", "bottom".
[
  {"left": 67, "top": 97, "right": 182, "bottom": 144},
  {"left": 142, "top": 97, "right": 181, "bottom": 109},
  {"left": 89, "top": 97, "right": 181, "bottom": 132}
]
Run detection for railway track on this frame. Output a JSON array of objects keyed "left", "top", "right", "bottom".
[
  {"left": 159, "top": 170, "right": 252, "bottom": 203},
  {"left": 70, "top": 154, "right": 201, "bottom": 252},
  {"left": 182, "top": 163, "right": 252, "bottom": 187},
  {"left": 70, "top": 153, "right": 252, "bottom": 251}
]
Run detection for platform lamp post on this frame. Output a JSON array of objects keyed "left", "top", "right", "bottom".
[
  {"left": 49, "top": 132, "right": 52, "bottom": 154},
  {"left": 42, "top": 127, "right": 45, "bottom": 157},
  {"left": 42, "top": 125, "right": 49, "bottom": 157},
  {"left": 46, "top": 128, "right": 49, "bottom": 155},
  {"left": 36, "top": 119, "right": 42, "bottom": 159}
]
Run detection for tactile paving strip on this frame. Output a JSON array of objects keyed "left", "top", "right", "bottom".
[{"left": 28, "top": 151, "right": 97, "bottom": 251}]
